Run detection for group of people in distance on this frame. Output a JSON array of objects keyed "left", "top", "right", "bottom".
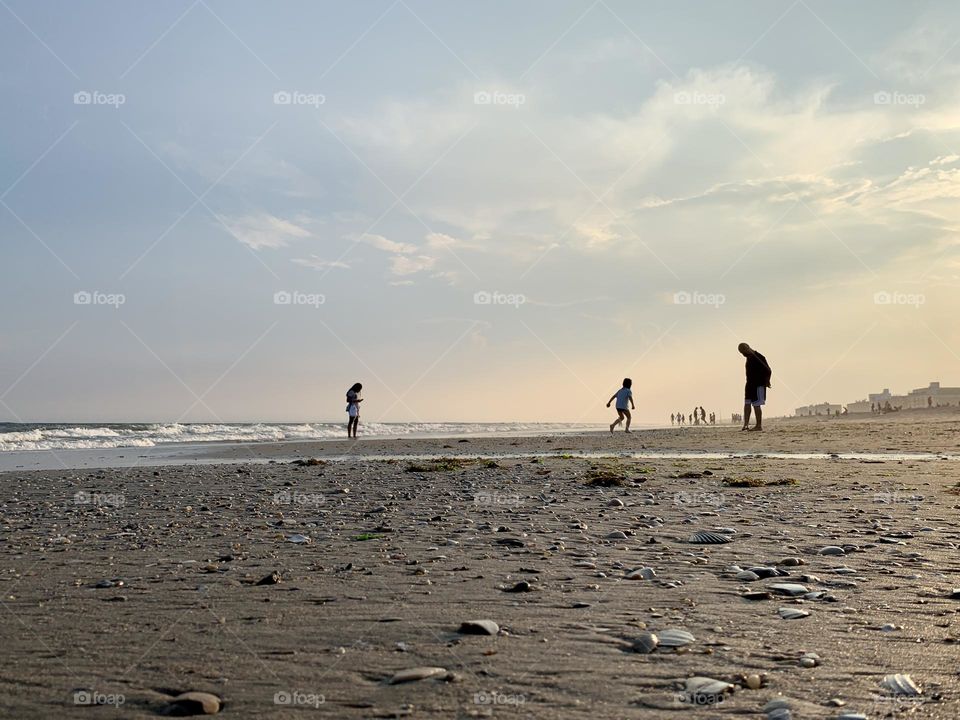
[
  {"left": 672, "top": 408, "right": 715, "bottom": 425},
  {"left": 344, "top": 342, "right": 772, "bottom": 439},
  {"left": 607, "top": 342, "right": 772, "bottom": 434}
]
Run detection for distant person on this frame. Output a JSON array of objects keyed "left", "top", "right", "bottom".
[
  {"left": 607, "top": 378, "right": 635, "bottom": 433},
  {"left": 670, "top": 413, "right": 675, "bottom": 425},
  {"left": 346, "top": 382, "right": 363, "bottom": 438},
  {"left": 928, "top": 396, "right": 933, "bottom": 408},
  {"left": 738, "top": 343, "right": 772, "bottom": 432},
  {"left": 699, "top": 406, "right": 706, "bottom": 423}
]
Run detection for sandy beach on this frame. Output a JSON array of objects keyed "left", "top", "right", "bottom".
[{"left": 0, "top": 415, "right": 958, "bottom": 718}]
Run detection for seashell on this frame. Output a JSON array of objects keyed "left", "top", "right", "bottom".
[
  {"left": 881, "top": 674, "right": 921, "bottom": 696},
  {"left": 458, "top": 619, "right": 499, "bottom": 636},
  {"left": 684, "top": 676, "right": 734, "bottom": 698},
  {"left": 688, "top": 531, "right": 732, "bottom": 544},
  {"left": 748, "top": 566, "right": 787, "bottom": 579},
  {"left": 389, "top": 667, "right": 448, "bottom": 684},
  {"left": 778, "top": 607, "right": 811, "bottom": 620},
  {"left": 626, "top": 567, "right": 656, "bottom": 580},
  {"left": 819, "top": 545, "right": 845, "bottom": 555},
  {"left": 769, "top": 583, "right": 809, "bottom": 596},
  {"left": 630, "top": 631, "right": 659, "bottom": 654},
  {"left": 657, "top": 628, "right": 695, "bottom": 647}
]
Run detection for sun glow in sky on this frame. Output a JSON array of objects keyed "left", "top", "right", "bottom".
[{"left": 2, "top": 1, "right": 960, "bottom": 423}]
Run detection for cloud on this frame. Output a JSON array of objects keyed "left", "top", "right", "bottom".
[
  {"left": 222, "top": 213, "right": 311, "bottom": 250},
  {"left": 292, "top": 255, "right": 350, "bottom": 270},
  {"left": 360, "top": 233, "right": 417, "bottom": 254}
]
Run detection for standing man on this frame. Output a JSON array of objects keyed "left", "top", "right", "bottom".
[{"left": 739, "top": 343, "right": 772, "bottom": 432}]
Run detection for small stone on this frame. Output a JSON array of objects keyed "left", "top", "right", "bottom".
[
  {"left": 819, "top": 545, "right": 845, "bottom": 556},
  {"left": 745, "top": 674, "right": 762, "bottom": 689},
  {"left": 458, "top": 620, "right": 499, "bottom": 636},
  {"left": 780, "top": 557, "right": 805, "bottom": 566},
  {"left": 741, "top": 591, "right": 773, "bottom": 601},
  {"left": 503, "top": 581, "right": 531, "bottom": 593},
  {"left": 606, "top": 531, "right": 628, "bottom": 540},
  {"left": 389, "top": 667, "right": 448, "bottom": 684},
  {"left": 630, "top": 631, "right": 659, "bottom": 654},
  {"left": 778, "top": 607, "right": 811, "bottom": 620},
  {"left": 800, "top": 653, "right": 819, "bottom": 668},
  {"left": 736, "top": 571, "right": 760, "bottom": 581},
  {"left": 608, "top": 499, "right": 624, "bottom": 507},
  {"left": 255, "top": 572, "right": 281, "bottom": 586},
  {"left": 167, "top": 691, "right": 221, "bottom": 715},
  {"left": 626, "top": 567, "right": 656, "bottom": 580}
]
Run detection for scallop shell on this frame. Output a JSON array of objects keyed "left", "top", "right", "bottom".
[
  {"left": 657, "top": 628, "right": 696, "bottom": 647},
  {"left": 685, "top": 676, "right": 734, "bottom": 697},
  {"left": 688, "top": 531, "right": 732, "bottom": 544},
  {"left": 778, "top": 607, "right": 811, "bottom": 620},
  {"left": 881, "top": 674, "right": 921, "bottom": 696}
]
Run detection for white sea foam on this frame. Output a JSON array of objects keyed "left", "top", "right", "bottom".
[{"left": 0, "top": 422, "right": 597, "bottom": 452}]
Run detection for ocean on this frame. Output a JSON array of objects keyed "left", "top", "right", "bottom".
[{"left": 0, "top": 422, "right": 604, "bottom": 453}]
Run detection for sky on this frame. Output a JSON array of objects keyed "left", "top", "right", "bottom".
[{"left": 2, "top": 0, "right": 960, "bottom": 424}]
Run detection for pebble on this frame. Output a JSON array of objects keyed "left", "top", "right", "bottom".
[
  {"left": 736, "top": 570, "right": 760, "bottom": 581},
  {"left": 606, "top": 531, "right": 628, "bottom": 540},
  {"left": 502, "top": 581, "right": 531, "bottom": 593},
  {"left": 458, "top": 620, "right": 499, "bottom": 636},
  {"left": 819, "top": 545, "right": 845, "bottom": 556},
  {"left": 256, "top": 572, "right": 282, "bottom": 586},
  {"left": 630, "top": 631, "right": 659, "bottom": 654},
  {"left": 166, "top": 691, "right": 221, "bottom": 715},
  {"left": 607, "top": 499, "right": 624, "bottom": 507},
  {"left": 799, "top": 653, "right": 820, "bottom": 668},
  {"left": 389, "top": 667, "right": 449, "bottom": 684},
  {"left": 625, "top": 567, "right": 656, "bottom": 580}
]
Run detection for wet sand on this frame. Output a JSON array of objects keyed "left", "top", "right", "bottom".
[{"left": 1, "top": 416, "right": 959, "bottom": 718}]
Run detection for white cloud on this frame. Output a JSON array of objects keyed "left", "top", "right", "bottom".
[
  {"left": 292, "top": 255, "right": 350, "bottom": 270},
  {"left": 222, "top": 213, "right": 311, "bottom": 250}
]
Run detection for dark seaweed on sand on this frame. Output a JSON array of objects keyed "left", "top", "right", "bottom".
[{"left": 722, "top": 476, "right": 798, "bottom": 487}]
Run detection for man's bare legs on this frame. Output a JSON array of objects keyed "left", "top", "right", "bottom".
[{"left": 742, "top": 404, "right": 762, "bottom": 431}]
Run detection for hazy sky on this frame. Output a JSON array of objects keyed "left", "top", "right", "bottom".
[{"left": 2, "top": 1, "right": 960, "bottom": 424}]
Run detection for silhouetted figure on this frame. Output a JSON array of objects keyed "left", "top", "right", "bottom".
[
  {"left": 739, "top": 343, "right": 772, "bottom": 432},
  {"left": 346, "top": 382, "right": 363, "bottom": 438},
  {"left": 607, "top": 378, "right": 635, "bottom": 433},
  {"left": 670, "top": 413, "right": 675, "bottom": 425}
]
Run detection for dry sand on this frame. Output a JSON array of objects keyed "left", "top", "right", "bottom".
[{"left": 1, "top": 416, "right": 959, "bottom": 718}]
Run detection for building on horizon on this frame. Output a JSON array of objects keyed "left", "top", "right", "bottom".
[{"left": 846, "top": 381, "right": 960, "bottom": 413}]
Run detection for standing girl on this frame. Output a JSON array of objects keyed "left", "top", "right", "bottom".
[{"left": 346, "top": 383, "right": 363, "bottom": 438}]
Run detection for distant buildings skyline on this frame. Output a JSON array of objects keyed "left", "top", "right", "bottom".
[{"left": 796, "top": 381, "right": 960, "bottom": 416}]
